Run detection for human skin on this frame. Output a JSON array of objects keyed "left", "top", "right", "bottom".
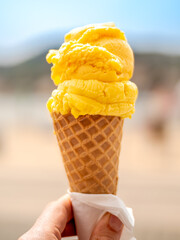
[{"left": 18, "top": 194, "right": 123, "bottom": 240}]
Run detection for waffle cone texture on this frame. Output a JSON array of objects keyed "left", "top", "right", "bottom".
[{"left": 51, "top": 113, "right": 124, "bottom": 194}]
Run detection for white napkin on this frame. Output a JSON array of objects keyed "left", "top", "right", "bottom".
[{"left": 68, "top": 191, "right": 135, "bottom": 240}]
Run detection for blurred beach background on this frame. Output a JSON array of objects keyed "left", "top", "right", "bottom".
[{"left": 0, "top": 0, "right": 180, "bottom": 239}]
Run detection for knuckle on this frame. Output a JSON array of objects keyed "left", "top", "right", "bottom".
[{"left": 52, "top": 226, "right": 61, "bottom": 240}]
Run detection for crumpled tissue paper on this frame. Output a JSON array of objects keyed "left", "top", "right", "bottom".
[{"left": 68, "top": 191, "right": 135, "bottom": 240}]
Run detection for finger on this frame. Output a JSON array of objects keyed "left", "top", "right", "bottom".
[
  {"left": 61, "top": 219, "right": 76, "bottom": 237},
  {"left": 90, "top": 213, "right": 124, "bottom": 240},
  {"left": 18, "top": 194, "right": 74, "bottom": 240},
  {"left": 36, "top": 194, "right": 73, "bottom": 234}
]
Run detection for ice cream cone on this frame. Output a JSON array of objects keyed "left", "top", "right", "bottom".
[{"left": 51, "top": 112, "right": 124, "bottom": 194}]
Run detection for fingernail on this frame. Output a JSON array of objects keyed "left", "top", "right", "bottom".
[{"left": 108, "top": 215, "right": 123, "bottom": 232}]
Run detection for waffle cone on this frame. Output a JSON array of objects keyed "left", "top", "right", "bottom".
[{"left": 51, "top": 113, "right": 124, "bottom": 194}]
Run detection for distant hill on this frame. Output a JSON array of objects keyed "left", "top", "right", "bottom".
[
  {"left": 133, "top": 53, "right": 180, "bottom": 90},
  {"left": 0, "top": 51, "right": 180, "bottom": 92},
  {"left": 0, "top": 52, "right": 51, "bottom": 91},
  {"left": 0, "top": 29, "right": 180, "bottom": 92}
]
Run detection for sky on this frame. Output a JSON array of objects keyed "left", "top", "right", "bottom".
[{"left": 0, "top": 0, "right": 180, "bottom": 65}]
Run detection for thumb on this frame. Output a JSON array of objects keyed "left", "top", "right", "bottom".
[{"left": 90, "top": 213, "right": 123, "bottom": 240}]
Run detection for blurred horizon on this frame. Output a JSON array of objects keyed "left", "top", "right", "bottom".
[
  {"left": 1, "top": 29, "right": 180, "bottom": 67},
  {"left": 1, "top": 0, "right": 180, "bottom": 66}
]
